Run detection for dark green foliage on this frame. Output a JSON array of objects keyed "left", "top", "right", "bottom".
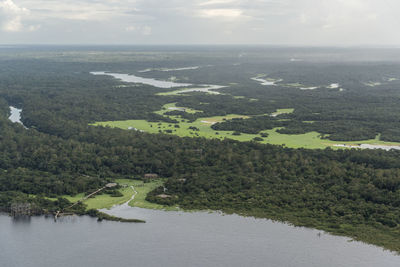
[
  {"left": 1, "top": 49, "right": 400, "bottom": 251},
  {"left": 212, "top": 116, "right": 284, "bottom": 134},
  {"left": 188, "top": 126, "right": 199, "bottom": 131},
  {"left": 87, "top": 209, "right": 145, "bottom": 223}
]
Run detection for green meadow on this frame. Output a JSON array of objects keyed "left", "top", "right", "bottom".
[
  {"left": 92, "top": 103, "right": 400, "bottom": 149},
  {"left": 60, "top": 179, "right": 178, "bottom": 211}
]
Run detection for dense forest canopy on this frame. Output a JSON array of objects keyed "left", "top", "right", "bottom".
[{"left": 1, "top": 46, "right": 400, "bottom": 251}]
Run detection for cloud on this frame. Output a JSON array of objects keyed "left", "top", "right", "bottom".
[
  {"left": 0, "top": 0, "right": 29, "bottom": 31},
  {"left": 125, "top": 25, "right": 136, "bottom": 32},
  {"left": 1, "top": 0, "right": 400, "bottom": 45},
  {"left": 196, "top": 8, "right": 243, "bottom": 18},
  {"left": 125, "top": 24, "right": 152, "bottom": 35},
  {"left": 141, "top": 25, "right": 151, "bottom": 35}
]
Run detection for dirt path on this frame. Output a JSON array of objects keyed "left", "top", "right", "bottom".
[{"left": 122, "top": 185, "right": 137, "bottom": 208}]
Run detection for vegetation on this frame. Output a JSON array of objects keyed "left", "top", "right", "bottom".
[
  {"left": 1, "top": 47, "right": 400, "bottom": 252},
  {"left": 87, "top": 209, "right": 145, "bottom": 223}
]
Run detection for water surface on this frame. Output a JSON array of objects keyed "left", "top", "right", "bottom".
[
  {"left": 91, "top": 71, "right": 192, "bottom": 88},
  {"left": 8, "top": 106, "right": 26, "bottom": 128},
  {"left": 91, "top": 71, "right": 225, "bottom": 94},
  {"left": 2, "top": 207, "right": 397, "bottom": 267}
]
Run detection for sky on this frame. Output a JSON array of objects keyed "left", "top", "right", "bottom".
[{"left": 0, "top": 0, "right": 399, "bottom": 45}]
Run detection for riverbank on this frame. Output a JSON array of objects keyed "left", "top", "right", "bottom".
[{"left": 60, "top": 179, "right": 179, "bottom": 211}]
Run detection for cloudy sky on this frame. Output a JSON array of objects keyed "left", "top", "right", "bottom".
[{"left": 0, "top": 0, "right": 399, "bottom": 45}]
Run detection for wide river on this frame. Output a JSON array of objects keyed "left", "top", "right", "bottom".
[{"left": 1, "top": 206, "right": 399, "bottom": 267}]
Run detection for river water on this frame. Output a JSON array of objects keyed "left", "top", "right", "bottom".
[
  {"left": 90, "top": 71, "right": 224, "bottom": 94},
  {"left": 1, "top": 208, "right": 399, "bottom": 267},
  {"left": 8, "top": 106, "right": 23, "bottom": 124},
  {"left": 91, "top": 71, "right": 192, "bottom": 88}
]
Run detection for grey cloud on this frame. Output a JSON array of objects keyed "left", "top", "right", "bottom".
[{"left": 1, "top": 0, "right": 399, "bottom": 45}]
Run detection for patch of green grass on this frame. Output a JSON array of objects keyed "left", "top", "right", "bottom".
[
  {"left": 271, "top": 108, "right": 294, "bottom": 116},
  {"left": 60, "top": 186, "right": 133, "bottom": 210},
  {"left": 155, "top": 103, "right": 203, "bottom": 115},
  {"left": 92, "top": 114, "right": 253, "bottom": 142},
  {"left": 93, "top": 117, "right": 400, "bottom": 149},
  {"left": 92, "top": 104, "right": 400, "bottom": 150},
  {"left": 115, "top": 179, "right": 180, "bottom": 210},
  {"left": 58, "top": 179, "right": 178, "bottom": 211}
]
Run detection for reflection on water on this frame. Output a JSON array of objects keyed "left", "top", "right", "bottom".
[{"left": 2, "top": 208, "right": 399, "bottom": 267}]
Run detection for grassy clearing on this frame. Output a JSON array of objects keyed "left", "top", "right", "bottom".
[
  {"left": 94, "top": 117, "right": 400, "bottom": 149},
  {"left": 92, "top": 103, "right": 400, "bottom": 149},
  {"left": 59, "top": 179, "right": 177, "bottom": 211},
  {"left": 116, "top": 179, "right": 180, "bottom": 211},
  {"left": 155, "top": 103, "right": 203, "bottom": 115},
  {"left": 60, "top": 186, "right": 134, "bottom": 210},
  {"left": 93, "top": 114, "right": 255, "bottom": 143}
]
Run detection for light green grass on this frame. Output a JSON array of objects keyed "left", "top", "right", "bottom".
[
  {"left": 92, "top": 104, "right": 400, "bottom": 150},
  {"left": 58, "top": 179, "right": 177, "bottom": 210},
  {"left": 155, "top": 103, "right": 202, "bottom": 115},
  {"left": 93, "top": 114, "right": 253, "bottom": 142},
  {"left": 93, "top": 117, "right": 400, "bottom": 149},
  {"left": 115, "top": 179, "right": 180, "bottom": 210},
  {"left": 156, "top": 87, "right": 221, "bottom": 96},
  {"left": 60, "top": 185, "right": 134, "bottom": 210}
]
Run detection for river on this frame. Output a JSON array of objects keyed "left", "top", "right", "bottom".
[
  {"left": 90, "top": 71, "right": 225, "bottom": 94},
  {"left": 1, "top": 207, "right": 399, "bottom": 267}
]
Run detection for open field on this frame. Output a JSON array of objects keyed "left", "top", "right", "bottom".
[
  {"left": 92, "top": 104, "right": 400, "bottom": 149},
  {"left": 154, "top": 102, "right": 203, "bottom": 115},
  {"left": 117, "top": 179, "right": 180, "bottom": 210},
  {"left": 93, "top": 120, "right": 400, "bottom": 149},
  {"left": 60, "top": 185, "right": 133, "bottom": 210},
  {"left": 59, "top": 179, "right": 178, "bottom": 211}
]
